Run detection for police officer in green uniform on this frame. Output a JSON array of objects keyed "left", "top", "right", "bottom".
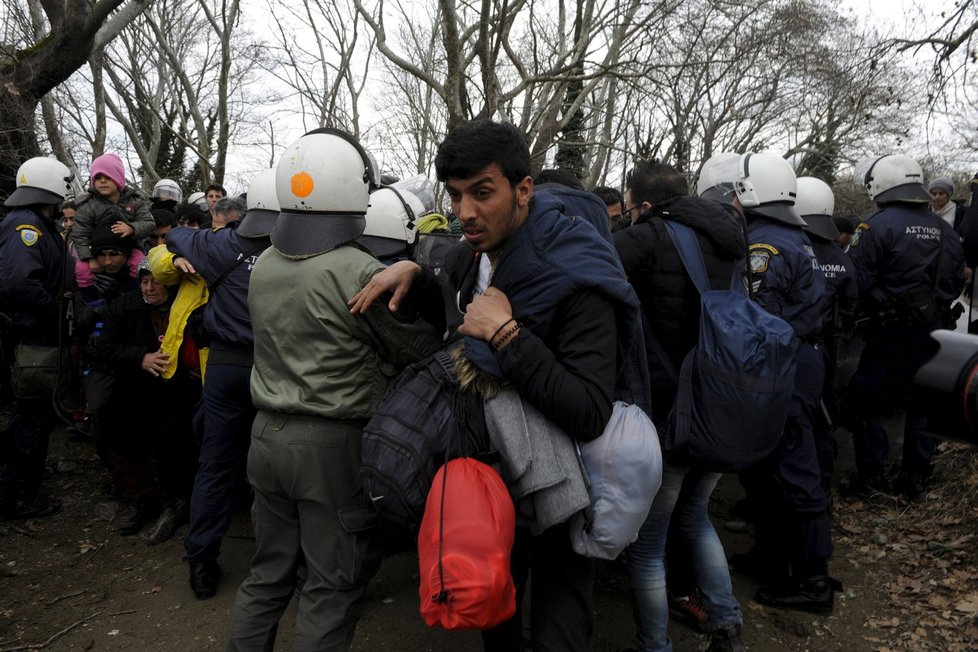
[{"left": 226, "top": 130, "right": 440, "bottom": 651}]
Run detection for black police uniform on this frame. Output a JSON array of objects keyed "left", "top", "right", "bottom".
[
  {"left": 847, "top": 202, "right": 964, "bottom": 495},
  {"left": 742, "top": 213, "right": 834, "bottom": 610},
  {"left": 808, "top": 237, "right": 857, "bottom": 492},
  {"left": 0, "top": 206, "right": 70, "bottom": 517}
]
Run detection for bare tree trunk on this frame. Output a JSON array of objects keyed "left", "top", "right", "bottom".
[
  {"left": 89, "top": 52, "right": 107, "bottom": 156},
  {"left": 0, "top": 0, "right": 148, "bottom": 194}
]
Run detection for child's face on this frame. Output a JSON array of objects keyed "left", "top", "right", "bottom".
[
  {"left": 93, "top": 174, "right": 120, "bottom": 199},
  {"left": 61, "top": 207, "right": 76, "bottom": 230}
]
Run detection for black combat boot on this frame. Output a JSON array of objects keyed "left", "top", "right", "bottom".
[{"left": 754, "top": 575, "right": 834, "bottom": 615}]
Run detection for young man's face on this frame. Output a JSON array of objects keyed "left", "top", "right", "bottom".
[
  {"left": 205, "top": 189, "right": 224, "bottom": 210},
  {"left": 96, "top": 249, "right": 128, "bottom": 274},
  {"left": 605, "top": 201, "right": 624, "bottom": 231},
  {"left": 624, "top": 191, "right": 650, "bottom": 225},
  {"left": 930, "top": 188, "right": 950, "bottom": 210},
  {"left": 445, "top": 163, "right": 532, "bottom": 258},
  {"left": 149, "top": 225, "right": 172, "bottom": 247}
]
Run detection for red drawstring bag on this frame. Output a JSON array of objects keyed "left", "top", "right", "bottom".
[{"left": 418, "top": 457, "right": 516, "bottom": 630}]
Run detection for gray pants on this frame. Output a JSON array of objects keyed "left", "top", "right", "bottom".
[{"left": 227, "top": 411, "right": 382, "bottom": 651}]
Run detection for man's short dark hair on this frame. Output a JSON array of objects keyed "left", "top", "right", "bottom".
[
  {"left": 435, "top": 121, "right": 531, "bottom": 186},
  {"left": 832, "top": 216, "right": 855, "bottom": 235},
  {"left": 625, "top": 159, "right": 688, "bottom": 207},
  {"left": 592, "top": 186, "right": 624, "bottom": 207},
  {"left": 176, "top": 202, "right": 207, "bottom": 226},
  {"left": 535, "top": 168, "right": 583, "bottom": 189},
  {"left": 205, "top": 183, "right": 226, "bottom": 196},
  {"left": 151, "top": 208, "right": 178, "bottom": 228},
  {"left": 60, "top": 199, "right": 77, "bottom": 211}
]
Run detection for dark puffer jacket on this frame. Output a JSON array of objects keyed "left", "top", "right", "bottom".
[{"left": 613, "top": 196, "right": 746, "bottom": 429}]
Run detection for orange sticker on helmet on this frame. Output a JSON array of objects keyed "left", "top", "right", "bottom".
[{"left": 291, "top": 172, "right": 314, "bottom": 198}]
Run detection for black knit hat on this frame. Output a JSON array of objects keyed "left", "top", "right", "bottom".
[{"left": 90, "top": 222, "right": 134, "bottom": 255}]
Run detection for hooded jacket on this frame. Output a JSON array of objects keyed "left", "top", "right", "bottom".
[
  {"left": 71, "top": 187, "right": 155, "bottom": 260},
  {"left": 147, "top": 245, "right": 210, "bottom": 380},
  {"left": 613, "top": 196, "right": 746, "bottom": 426}
]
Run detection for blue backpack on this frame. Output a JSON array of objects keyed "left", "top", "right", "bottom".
[{"left": 656, "top": 221, "right": 797, "bottom": 472}]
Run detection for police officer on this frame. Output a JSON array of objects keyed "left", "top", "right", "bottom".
[
  {"left": 733, "top": 153, "right": 834, "bottom": 614},
  {"left": 0, "top": 156, "right": 74, "bottom": 519},
  {"left": 227, "top": 129, "right": 440, "bottom": 650},
  {"left": 847, "top": 154, "right": 964, "bottom": 500},
  {"left": 795, "top": 177, "right": 858, "bottom": 492},
  {"left": 358, "top": 184, "right": 423, "bottom": 264},
  {"left": 152, "top": 182, "right": 272, "bottom": 600}
]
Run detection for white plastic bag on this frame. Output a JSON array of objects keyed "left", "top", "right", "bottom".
[{"left": 570, "top": 401, "right": 662, "bottom": 560}]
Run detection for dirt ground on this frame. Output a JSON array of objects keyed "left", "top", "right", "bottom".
[{"left": 2, "top": 418, "right": 978, "bottom": 652}]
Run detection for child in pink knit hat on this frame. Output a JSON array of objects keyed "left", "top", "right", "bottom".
[{"left": 69, "top": 153, "right": 154, "bottom": 273}]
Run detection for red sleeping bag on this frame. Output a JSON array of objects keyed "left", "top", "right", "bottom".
[{"left": 418, "top": 457, "right": 517, "bottom": 630}]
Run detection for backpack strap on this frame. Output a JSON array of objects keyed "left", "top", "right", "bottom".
[
  {"left": 663, "top": 221, "right": 710, "bottom": 295},
  {"left": 645, "top": 220, "right": 709, "bottom": 385}
]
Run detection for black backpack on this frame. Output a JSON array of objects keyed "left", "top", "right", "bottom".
[{"left": 359, "top": 350, "right": 462, "bottom": 528}]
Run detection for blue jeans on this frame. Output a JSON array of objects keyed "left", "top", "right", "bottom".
[{"left": 628, "top": 458, "right": 741, "bottom": 652}]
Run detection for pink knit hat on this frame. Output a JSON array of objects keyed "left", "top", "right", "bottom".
[{"left": 89, "top": 153, "right": 126, "bottom": 190}]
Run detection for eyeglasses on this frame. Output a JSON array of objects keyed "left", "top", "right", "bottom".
[{"left": 622, "top": 205, "right": 641, "bottom": 220}]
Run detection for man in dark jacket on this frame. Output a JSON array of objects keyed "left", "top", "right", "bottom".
[
  {"left": 731, "top": 152, "right": 833, "bottom": 616},
  {"left": 158, "top": 195, "right": 270, "bottom": 599},
  {"left": 0, "top": 157, "right": 75, "bottom": 519},
  {"left": 613, "top": 159, "right": 746, "bottom": 652},
  {"left": 794, "top": 177, "right": 858, "bottom": 493},
  {"left": 350, "top": 120, "right": 648, "bottom": 652},
  {"left": 848, "top": 154, "right": 964, "bottom": 500}
]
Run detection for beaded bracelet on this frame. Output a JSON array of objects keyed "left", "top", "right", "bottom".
[
  {"left": 489, "top": 317, "right": 516, "bottom": 345},
  {"left": 491, "top": 322, "right": 521, "bottom": 352}
]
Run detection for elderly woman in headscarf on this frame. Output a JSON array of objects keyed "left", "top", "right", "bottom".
[{"left": 95, "top": 259, "right": 201, "bottom": 542}]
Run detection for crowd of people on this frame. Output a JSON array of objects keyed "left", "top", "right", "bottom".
[{"left": 0, "top": 121, "right": 972, "bottom": 652}]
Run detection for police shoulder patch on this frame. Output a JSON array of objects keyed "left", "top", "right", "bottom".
[
  {"left": 749, "top": 249, "right": 771, "bottom": 274},
  {"left": 748, "top": 242, "right": 779, "bottom": 274},
  {"left": 851, "top": 222, "right": 870, "bottom": 248},
  {"left": 749, "top": 242, "right": 780, "bottom": 255},
  {"left": 15, "top": 224, "right": 41, "bottom": 247}
]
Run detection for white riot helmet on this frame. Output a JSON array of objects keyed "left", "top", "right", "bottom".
[
  {"left": 863, "top": 154, "right": 931, "bottom": 205},
  {"left": 187, "top": 191, "right": 208, "bottom": 211},
  {"left": 237, "top": 169, "right": 280, "bottom": 238},
  {"left": 272, "top": 128, "right": 378, "bottom": 258},
  {"left": 5, "top": 156, "right": 74, "bottom": 207},
  {"left": 359, "top": 186, "right": 424, "bottom": 260},
  {"left": 734, "top": 152, "right": 805, "bottom": 226},
  {"left": 696, "top": 152, "right": 741, "bottom": 202},
  {"left": 795, "top": 177, "right": 838, "bottom": 242},
  {"left": 152, "top": 178, "right": 182, "bottom": 204}
]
